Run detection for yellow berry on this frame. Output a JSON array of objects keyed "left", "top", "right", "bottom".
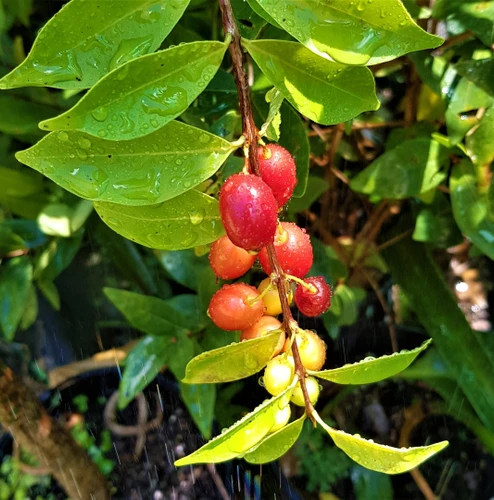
[
  {"left": 290, "top": 376, "right": 320, "bottom": 407},
  {"left": 269, "top": 405, "right": 291, "bottom": 433},
  {"left": 286, "top": 330, "right": 327, "bottom": 371},
  {"left": 263, "top": 355, "right": 295, "bottom": 396},
  {"left": 258, "top": 277, "right": 293, "bottom": 316}
]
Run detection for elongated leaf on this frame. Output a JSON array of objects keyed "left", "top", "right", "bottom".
[
  {"left": 351, "top": 466, "right": 393, "bottom": 500},
  {"left": 244, "top": 39, "right": 379, "bottom": 125},
  {"left": 40, "top": 41, "right": 227, "bottom": 141},
  {"left": 0, "top": 0, "right": 191, "bottom": 89},
  {"left": 350, "top": 139, "right": 449, "bottom": 199},
  {"left": 104, "top": 287, "right": 190, "bottom": 336},
  {"left": 489, "top": 177, "right": 494, "bottom": 221},
  {"left": 16, "top": 122, "right": 235, "bottom": 205},
  {"left": 259, "top": 87, "right": 284, "bottom": 141},
  {"left": 455, "top": 58, "right": 494, "bottom": 98},
  {"left": 326, "top": 427, "right": 447, "bottom": 474},
  {"left": 0, "top": 223, "right": 26, "bottom": 257},
  {"left": 256, "top": 0, "right": 442, "bottom": 65},
  {"left": 450, "top": 160, "right": 494, "bottom": 260},
  {"left": 313, "top": 340, "right": 431, "bottom": 384},
  {"left": 179, "top": 382, "right": 216, "bottom": 439},
  {"left": 118, "top": 335, "right": 172, "bottom": 409},
  {"left": 37, "top": 200, "right": 93, "bottom": 237},
  {"left": 244, "top": 415, "right": 305, "bottom": 464},
  {"left": 383, "top": 227, "right": 494, "bottom": 431},
  {"left": 466, "top": 106, "right": 494, "bottom": 166},
  {"left": 175, "top": 389, "right": 292, "bottom": 465},
  {"left": 0, "top": 256, "right": 32, "bottom": 340},
  {"left": 287, "top": 176, "right": 328, "bottom": 214},
  {"left": 95, "top": 190, "right": 224, "bottom": 250},
  {"left": 182, "top": 331, "right": 281, "bottom": 383}
]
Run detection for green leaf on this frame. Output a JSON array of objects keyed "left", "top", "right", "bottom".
[
  {"left": 37, "top": 200, "right": 93, "bottom": 237},
  {"left": 37, "top": 280, "right": 60, "bottom": 311},
  {"left": 245, "top": 0, "right": 281, "bottom": 28},
  {"left": 350, "top": 139, "right": 449, "bottom": 199},
  {"left": 19, "top": 284, "right": 38, "bottom": 331},
  {"left": 231, "top": 0, "right": 267, "bottom": 39},
  {"left": 351, "top": 466, "right": 393, "bottom": 500},
  {"left": 157, "top": 249, "right": 209, "bottom": 291},
  {"left": 313, "top": 340, "right": 431, "bottom": 384},
  {"left": 179, "top": 382, "right": 216, "bottom": 439},
  {"left": 182, "top": 331, "right": 282, "bottom": 383},
  {"left": 0, "top": 223, "right": 26, "bottom": 257},
  {"left": 104, "top": 287, "right": 190, "bottom": 336},
  {"left": 16, "top": 122, "right": 235, "bottom": 206},
  {"left": 244, "top": 39, "right": 379, "bottom": 125},
  {"left": 323, "top": 424, "right": 447, "bottom": 474},
  {"left": 288, "top": 176, "right": 328, "bottom": 214},
  {"left": 256, "top": 0, "right": 442, "bottom": 65},
  {"left": 0, "top": 0, "right": 191, "bottom": 89},
  {"left": 489, "top": 177, "right": 494, "bottom": 221},
  {"left": 118, "top": 335, "right": 172, "bottom": 409},
  {"left": 466, "top": 105, "right": 494, "bottom": 166},
  {"left": 163, "top": 294, "right": 206, "bottom": 333},
  {"left": 244, "top": 415, "right": 305, "bottom": 464},
  {"left": 455, "top": 57, "right": 494, "bottom": 98},
  {"left": 0, "top": 256, "right": 32, "bottom": 340},
  {"left": 259, "top": 87, "right": 284, "bottom": 141},
  {"left": 175, "top": 388, "right": 292, "bottom": 465},
  {"left": 40, "top": 41, "right": 227, "bottom": 141},
  {"left": 95, "top": 190, "right": 224, "bottom": 250},
  {"left": 309, "top": 238, "right": 347, "bottom": 284},
  {"left": 383, "top": 228, "right": 494, "bottom": 431},
  {"left": 450, "top": 159, "right": 494, "bottom": 260}
]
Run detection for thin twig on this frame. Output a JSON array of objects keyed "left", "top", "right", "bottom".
[{"left": 218, "top": 0, "right": 315, "bottom": 421}]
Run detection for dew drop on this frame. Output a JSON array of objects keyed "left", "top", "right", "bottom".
[
  {"left": 57, "top": 131, "right": 69, "bottom": 142},
  {"left": 92, "top": 107, "right": 108, "bottom": 122},
  {"left": 189, "top": 208, "right": 205, "bottom": 225}
]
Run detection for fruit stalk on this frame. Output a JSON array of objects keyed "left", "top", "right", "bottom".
[{"left": 217, "top": 0, "right": 315, "bottom": 420}]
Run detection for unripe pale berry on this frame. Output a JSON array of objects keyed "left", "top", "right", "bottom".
[
  {"left": 291, "top": 376, "right": 320, "bottom": 407},
  {"left": 240, "top": 316, "right": 285, "bottom": 357},
  {"left": 208, "top": 283, "right": 264, "bottom": 331},
  {"left": 269, "top": 405, "right": 291, "bottom": 433},
  {"left": 263, "top": 355, "right": 295, "bottom": 396},
  {"left": 219, "top": 174, "right": 278, "bottom": 251},
  {"left": 258, "top": 222, "right": 313, "bottom": 278},
  {"left": 294, "top": 276, "right": 331, "bottom": 317},
  {"left": 257, "top": 277, "right": 293, "bottom": 316},
  {"left": 257, "top": 144, "right": 297, "bottom": 207},
  {"left": 285, "top": 330, "right": 327, "bottom": 372},
  {"left": 209, "top": 235, "right": 257, "bottom": 280}
]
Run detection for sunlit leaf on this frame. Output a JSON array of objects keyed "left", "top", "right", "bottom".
[
  {"left": 244, "top": 39, "right": 379, "bottom": 125},
  {"left": 16, "top": 123, "right": 235, "bottom": 205},
  {"left": 175, "top": 389, "right": 292, "bottom": 465},
  {"left": 259, "top": 87, "right": 284, "bottom": 141},
  {"left": 182, "top": 331, "right": 281, "bottom": 383},
  {"left": 255, "top": 0, "right": 442, "bottom": 65},
  {"left": 0, "top": 0, "right": 191, "bottom": 89},
  {"left": 37, "top": 200, "right": 93, "bottom": 237},
  {"left": 95, "top": 190, "right": 224, "bottom": 250},
  {"left": 313, "top": 340, "right": 431, "bottom": 384},
  {"left": 455, "top": 57, "right": 494, "bottom": 98},
  {"left": 40, "top": 41, "right": 227, "bottom": 140},
  {"left": 231, "top": 0, "right": 266, "bottom": 39},
  {"left": 450, "top": 159, "right": 494, "bottom": 260},
  {"left": 466, "top": 106, "right": 494, "bottom": 166},
  {"left": 0, "top": 256, "right": 32, "bottom": 340},
  {"left": 350, "top": 139, "right": 449, "bottom": 199},
  {"left": 179, "top": 382, "right": 216, "bottom": 439},
  {"left": 244, "top": 415, "right": 305, "bottom": 464}
]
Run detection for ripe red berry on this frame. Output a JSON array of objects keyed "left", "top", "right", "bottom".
[
  {"left": 258, "top": 222, "right": 313, "bottom": 278},
  {"left": 208, "top": 283, "right": 264, "bottom": 331},
  {"left": 240, "top": 316, "right": 285, "bottom": 356},
  {"left": 209, "top": 235, "right": 256, "bottom": 280},
  {"left": 219, "top": 174, "right": 278, "bottom": 251},
  {"left": 257, "top": 144, "right": 297, "bottom": 207},
  {"left": 294, "top": 277, "right": 331, "bottom": 317}
]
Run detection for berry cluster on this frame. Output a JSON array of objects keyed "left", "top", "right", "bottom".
[{"left": 207, "top": 143, "right": 332, "bottom": 431}]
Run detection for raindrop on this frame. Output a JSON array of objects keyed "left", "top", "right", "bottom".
[
  {"left": 57, "top": 131, "right": 69, "bottom": 141},
  {"left": 92, "top": 107, "right": 108, "bottom": 122},
  {"left": 189, "top": 208, "right": 205, "bottom": 225}
]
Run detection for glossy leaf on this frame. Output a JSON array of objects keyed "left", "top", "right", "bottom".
[
  {"left": 163, "top": 294, "right": 206, "bottom": 334},
  {"left": 313, "top": 340, "right": 431, "bottom": 384},
  {"left": 175, "top": 389, "right": 292, "bottom": 465},
  {"left": 383, "top": 228, "right": 494, "bottom": 430},
  {"left": 350, "top": 139, "right": 449, "bottom": 199},
  {"left": 245, "top": 0, "right": 281, "bottom": 28},
  {"left": 256, "top": 0, "right": 442, "bottom": 65},
  {"left": 0, "top": 256, "right": 32, "bottom": 340},
  {"left": 244, "top": 415, "right": 305, "bottom": 464},
  {"left": 326, "top": 426, "right": 447, "bottom": 474},
  {"left": 455, "top": 58, "right": 494, "bottom": 98},
  {"left": 95, "top": 190, "right": 224, "bottom": 250},
  {"left": 118, "top": 335, "right": 173, "bottom": 409},
  {"left": 104, "top": 287, "right": 190, "bottom": 336},
  {"left": 231, "top": 0, "right": 266, "bottom": 39},
  {"left": 182, "top": 331, "right": 282, "bottom": 383},
  {"left": 157, "top": 249, "right": 209, "bottom": 291},
  {"left": 489, "top": 177, "right": 494, "bottom": 221},
  {"left": 244, "top": 39, "right": 379, "bottom": 125},
  {"left": 40, "top": 41, "right": 228, "bottom": 141},
  {"left": 351, "top": 466, "right": 393, "bottom": 500},
  {"left": 179, "top": 382, "right": 216, "bottom": 439},
  {"left": 450, "top": 160, "right": 494, "bottom": 260},
  {"left": 16, "top": 123, "right": 235, "bottom": 206},
  {"left": 37, "top": 280, "right": 60, "bottom": 311},
  {"left": 259, "top": 87, "right": 284, "bottom": 141},
  {"left": 288, "top": 176, "right": 329, "bottom": 214},
  {"left": 0, "top": 0, "right": 191, "bottom": 89},
  {"left": 37, "top": 200, "right": 93, "bottom": 238},
  {"left": 466, "top": 106, "right": 494, "bottom": 166}
]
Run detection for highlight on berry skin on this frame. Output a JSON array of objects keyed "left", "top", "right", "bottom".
[{"left": 294, "top": 276, "right": 332, "bottom": 317}]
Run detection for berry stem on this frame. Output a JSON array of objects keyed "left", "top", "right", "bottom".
[
  {"left": 218, "top": 0, "right": 315, "bottom": 422},
  {"left": 286, "top": 274, "right": 318, "bottom": 294}
]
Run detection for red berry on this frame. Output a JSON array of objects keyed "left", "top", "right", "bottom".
[
  {"left": 257, "top": 144, "right": 297, "bottom": 207},
  {"left": 208, "top": 283, "right": 264, "bottom": 331},
  {"left": 209, "top": 236, "right": 256, "bottom": 280},
  {"left": 219, "top": 174, "right": 278, "bottom": 251},
  {"left": 294, "top": 277, "right": 331, "bottom": 317},
  {"left": 258, "top": 223, "right": 313, "bottom": 278}
]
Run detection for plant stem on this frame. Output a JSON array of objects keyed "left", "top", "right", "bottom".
[
  {"left": 0, "top": 361, "right": 110, "bottom": 499},
  {"left": 218, "top": 0, "right": 315, "bottom": 421}
]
